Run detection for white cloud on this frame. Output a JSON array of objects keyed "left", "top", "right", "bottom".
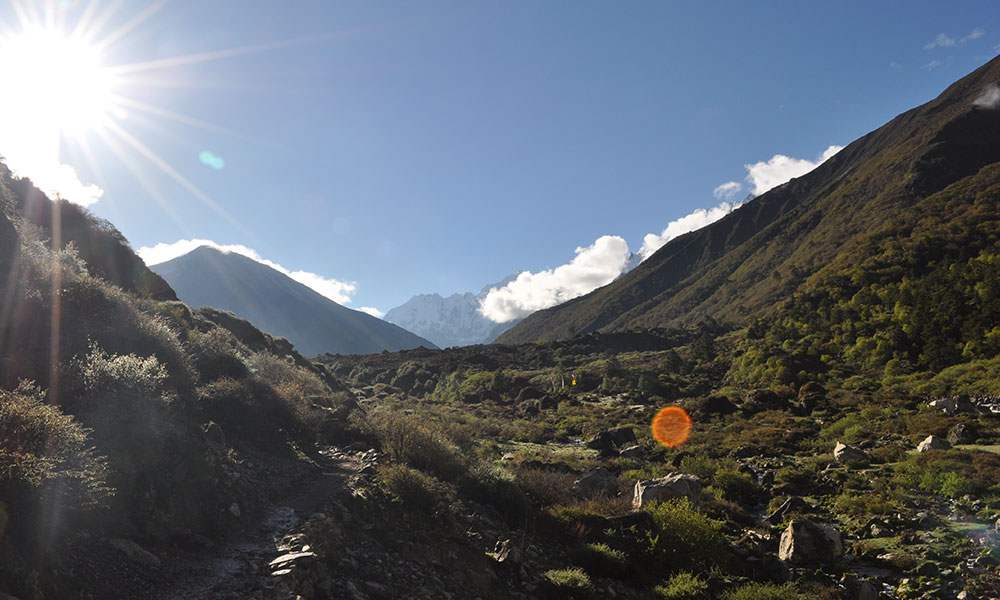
[
  {"left": 357, "top": 306, "right": 385, "bottom": 318},
  {"left": 962, "top": 28, "right": 985, "bottom": 42},
  {"left": 638, "top": 200, "right": 744, "bottom": 261},
  {"left": 479, "top": 235, "right": 630, "bottom": 323},
  {"left": 712, "top": 181, "right": 742, "bottom": 200},
  {"left": 137, "top": 239, "right": 358, "bottom": 304},
  {"left": 925, "top": 28, "right": 984, "bottom": 50},
  {"left": 973, "top": 84, "right": 1000, "bottom": 109},
  {"left": 0, "top": 144, "right": 104, "bottom": 207},
  {"left": 922, "top": 60, "right": 943, "bottom": 71},
  {"left": 744, "top": 145, "right": 842, "bottom": 196},
  {"left": 925, "top": 33, "right": 956, "bottom": 50}
]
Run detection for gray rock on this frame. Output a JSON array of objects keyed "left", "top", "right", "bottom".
[
  {"left": 777, "top": 519, "right": 842, "bottom": 564},
  {"left": 833, "top": 441, "right": 868, "bottom": 464},
  {"left": 269, "top": 551, "right": 317, "bottom": 571},
  {"left": 203, "top": 421, "right": 226, "bottom": 445},
  {"left": 228, "top": 502, "right": 241, "bottom": 517},
  {"left": 573, "top": 468, "right": 618, "bottom": 497},
  {"left": 490, "top": 539, "right": 522, "bottom": 564},
  {"left": 109, "top": 538, "right": 161, "bottom": 568},
  {"left": 858, "top": 580, "right": 878, "bottom": 600},
  {"left": 917, "top": 435, "right": 951, "bottom": 452},
  {"left": 632, "top": 473, "right": 701, "bottom": 509},
  {"left": 765, "top": 496, "right": 811, "bottom": 525},
  {"left": 948, "top": 422, "right": 977, "bottom": 445},
  {"left": 586, "top": 427, "right": 638, "bottom": 452},
  {"left": 618, "top": 445, "right": 643, "bottom": 459}
]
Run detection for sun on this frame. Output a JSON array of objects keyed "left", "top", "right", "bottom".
[{"left": 0, "top": 26, "right": 117, "bottom": 136}]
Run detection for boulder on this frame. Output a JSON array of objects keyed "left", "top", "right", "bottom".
[
  {"left": 833, "top": 441, "right": 868, "bottom": 464},
  {"left": 109, "top": 538, "right": 161, "bottom": 569},
  {"left": 777, "top": 520, "right": 843, "bottom": 564},
  {"left": 948, "top": 422, "right": 977, "bottom": 445},
  {"left": 489, "top": 539, "right": 522, "bottom": 565},
  {"left": 917, "top": 435, "right": 951, "bottom": 452},
  {"left": 573, "top": 468, "right": 618, "bottom": 498},
  {"left": 632, "top": 473, "right": 701, "bottom": 509},
  {"left": 742, "top": 389, "right": 788, "bottom": 413},
  {"left": 841, "top": 575, "right": 879, "bottom": 600},
  {"left": 586, "top": 427, "right": 638, "bottom": 452}
]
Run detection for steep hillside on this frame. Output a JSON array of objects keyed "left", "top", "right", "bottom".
[
  {"left": 1, "top": 163, "right": 176, "bottom": 300},
  {"left": 500, "top": 56, "right": 1000, "bottom": 344},
  {"left": 152, "top": 246, "right": 436, "bottom": 356},
  {"left": 0, "top": 162, "right": 365, "bottom": 599}
]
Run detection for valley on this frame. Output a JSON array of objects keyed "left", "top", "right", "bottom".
[{"left": 0, "top": 14, "right": 999, "bottom": 600}]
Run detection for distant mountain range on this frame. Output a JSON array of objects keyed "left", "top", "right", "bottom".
[
  {"left": 383, "top": 276, "right": 518, "bottom": 348},
  {"left": 152, "top": 246, "right": 436, "bottom": 356},
  {"left": 500, "top": 55, "right": 1000, "bottom": 344}
]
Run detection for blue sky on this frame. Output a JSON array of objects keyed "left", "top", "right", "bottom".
[{"left": 1, "top": 1, "right": 998, "bottom": 318}]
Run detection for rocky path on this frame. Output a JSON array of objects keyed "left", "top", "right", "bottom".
[{"left": 150, "top": 447, "right": 359, "bottom": 600}]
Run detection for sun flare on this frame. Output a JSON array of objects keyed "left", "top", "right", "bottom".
[{"left": 0, "top": 27, "right": 117, "bottom": 135}]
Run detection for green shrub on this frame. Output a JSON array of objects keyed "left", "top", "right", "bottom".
[
  {"left": 186, "top": 328, "right": 249, "bottom": 381},
  {"left": 644, "top": 498, "right": 728, "bottom": 571},
  {"left": 654, "top": 571, "right": 710, "bottom": 600},
  {"left": 570, "top": 542, "right": 627, "bottom": 578},
  {"left": 460, "top": 462, "right": 529, "bottom": 524},
  {"left": 0, "top": 381, "right": 109, "bottom": 533},
  {"left": 711, "top": 470, "right": 763, "bottom": 505},
  {"left": 721, "top": 582, "right": 803, "bottom": 600},
  {"left": 378, "top": 463, "right": 454, "bottom": 513},
  {"left": 66, "top": 344, "right": 174, "bottom": 447},
  {"left": 678, "top": 455, "right": 718, "bottom": 481},
  {"left": 544, "top": 568, "right": 592, "bottom": 598},
  {"left": 514, "top": 467, "right": 577, "bottom": 506},
  {"left": 363, "top": 410, "right": 467, "bottom": 482}
]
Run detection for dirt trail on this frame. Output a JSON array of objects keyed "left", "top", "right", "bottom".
[{"left": 150, "top": 447, "right": 358, "bottom": 600}]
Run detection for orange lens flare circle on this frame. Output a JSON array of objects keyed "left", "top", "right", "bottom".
[{"left": 652, "top": 406, "right": 692, "bottom": 448}]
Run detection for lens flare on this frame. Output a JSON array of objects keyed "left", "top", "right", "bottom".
[{"left": 651, "top": 406, "right": 692, "bottom": 448}]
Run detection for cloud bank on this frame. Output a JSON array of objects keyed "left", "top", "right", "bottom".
[
  {"left": 744, "top": 145, "right": 842, "bottom": 196},
  {"left": 480, "top": 143, "right": 844, "bottom": 321},
  {"left": 0, "top": 145, "right": 105, "bottom": 207},
  {"left": 973, "top": 84, "right": 1000, "bottom": 109},
  {"left": 638, "top": 199, "right": 744, "bottom": 260},
  {"left": 713, "top": 181, "right": 742, "bottom": 200},
  {"left": 357, "top": 306, "right": 385, "bottom": 318},
  {"left": 138, "top": 239, "right": 359, "bottom": 305},
  {"left": 479, "top": 235, "right": 630, "bottom": 323}
]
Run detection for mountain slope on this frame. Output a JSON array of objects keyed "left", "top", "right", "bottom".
[
  {"left": 499, "top": 56, "right": 1000, "bottom": 344},
  {"left": 383, "top": 276, "right": 516, "bottom": 348},
  {"left": 152, "top": 246, "right": 435, "bottom": 355}
]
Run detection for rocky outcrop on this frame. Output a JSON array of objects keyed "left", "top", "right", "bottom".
[
  {"left": 632, "top": 473, "right": 701, "bottom": 509},
  {"left": 778, "top": 520, "right": 843, "bottom": 564}
]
